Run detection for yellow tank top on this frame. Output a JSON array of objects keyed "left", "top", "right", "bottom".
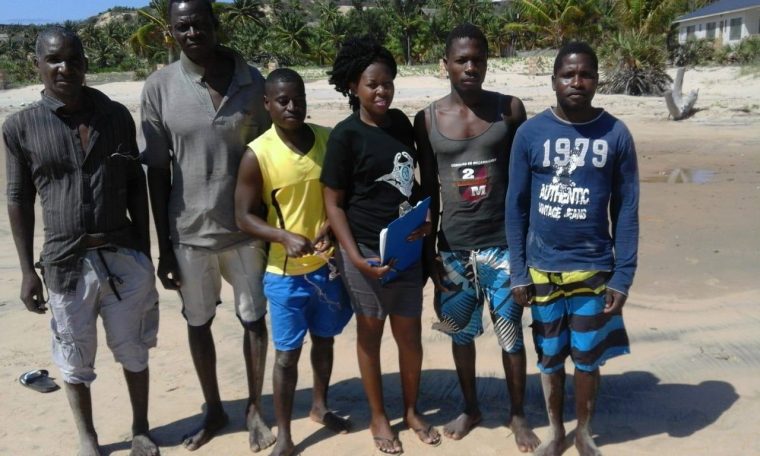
[{"left": 249, "top": 123, "right": 332, "bottom": 275}]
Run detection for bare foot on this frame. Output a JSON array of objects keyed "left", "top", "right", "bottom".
[
  {"left": 309, "top": 409, "right": 351, "bottom": 434},
  {"left": 247, "top": 405, "right": 276, "bottom": 452},
  {"left": 442, "top": 412, "right": 482, "bottom": 440},
  {"left": 509, "top": 414, "right": 540, "bottom": 452},
  {"left": 182, "top": 411, "right": 228, "bottom": 451},
  {"left": 78, "top": 432, "right": 100, "bottom": 456},
  {"left": 534, "top": 428, "right": 565, "bottom": 456},
  {"left": 575, "top": 428, "right": 602, "bottom": 456},
  {"left": 269, "top": 437, "right": 295, "bottom": 456},
  {"left": 370, "top": 416, "right": 402, "bottom": 455},
  {"left": 130, "top": 434, "right": 160, "bottom": 456},
  {"left": 404, "top": 412, "right": 441, "bottom": 446}
]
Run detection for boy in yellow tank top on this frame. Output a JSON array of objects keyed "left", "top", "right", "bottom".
[{"left": 234, "top": 68, "right": 353, "bottom": 456}]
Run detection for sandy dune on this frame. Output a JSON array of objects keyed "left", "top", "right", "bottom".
[{"left": 0, "top": 63, "right": 758, "bottom": 455}]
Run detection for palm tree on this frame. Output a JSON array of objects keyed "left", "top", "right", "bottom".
[
  {"left": 224, "top": 0, "right": 266, "bottom": 28},
  {"left": 269, "top": 0, "right": 312, "bottom": 64},
  {"left": 378, "top": 0, "right": 427, "bottom": 65},
  {"left": 504, "top": 0, "right": 601, "bottom": 48},
  {"left": 129, "top": 0, "right": 176, "bottom": 64}
]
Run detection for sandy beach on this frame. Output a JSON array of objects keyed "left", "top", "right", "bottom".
[{"left": 0, "top": 62, "right": 759, "bottom": 455}]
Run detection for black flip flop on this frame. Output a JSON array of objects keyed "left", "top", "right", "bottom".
[{"left": 19, "top": 369, "right": 60, "bottom": 393}]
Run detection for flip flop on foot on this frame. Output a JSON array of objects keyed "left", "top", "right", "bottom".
[
  {"left": 19, "top": 369, "right": 60, "bottom": 393},
  {"left": 409, "top": 424, "right": 441, "bottom": 447},
  {"left": 373, "top": 436, "right": 403, "bottom": 455},
  {"left": 312, "top": 410, "right": 351, "bottom": 434}
]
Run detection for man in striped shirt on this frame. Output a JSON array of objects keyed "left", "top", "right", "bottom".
[{"left": 3, "top": 27, "right": 159, "bottom": 456}]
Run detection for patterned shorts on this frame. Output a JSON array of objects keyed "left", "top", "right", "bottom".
[
  {"left": 434, "top": 246, "right": 524, "bottom": 352},
  {"left": 530, "top": 269, "right": 630, "bottom": 373}
]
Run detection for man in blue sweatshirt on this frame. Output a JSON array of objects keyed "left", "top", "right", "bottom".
[{"left": 506, "top": 42, "right": 639, "bottom": 456}]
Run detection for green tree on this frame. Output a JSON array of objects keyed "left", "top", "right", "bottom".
[
  {"left": 504, "top": 0, "right": 601, "bottom": 48},
  {"left": 377, "top": 0, "right": 428, "bottom": 65},
  {"left": 129, "top": 0, "right": 176, "bottom": 64},
  {"left": 268, "top": 0, "right": 312, "bottom": 64}
]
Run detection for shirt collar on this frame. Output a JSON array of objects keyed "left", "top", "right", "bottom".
[
  {"left": 180, "top": 46, "right": 252, "bottom": 86},
  {"left": 39, "top": 86, "right": 112, "bottom": 116}
]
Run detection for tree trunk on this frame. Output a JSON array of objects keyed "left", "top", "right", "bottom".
[{"left": 664, "top": 67, "right": 698, "bottom": 120}]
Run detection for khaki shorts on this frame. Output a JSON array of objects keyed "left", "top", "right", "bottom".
[
  {"left": 49, "top": 248, "right": 159, "bottom": 386},
  {"left": 174, "top": 241, "right": 267, "bottom": 326}
]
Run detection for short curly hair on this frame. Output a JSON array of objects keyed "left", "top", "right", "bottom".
[{"left": 328, "top": 36, "right": 397, "bottom": 112}]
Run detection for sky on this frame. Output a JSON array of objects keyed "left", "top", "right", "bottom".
[{"left": 0, "top": 0, "right": 230, "bottom": 25}]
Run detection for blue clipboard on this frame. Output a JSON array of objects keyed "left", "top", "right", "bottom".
[{"left": 378, "top": 197, "right": 431, "bottom": 284}]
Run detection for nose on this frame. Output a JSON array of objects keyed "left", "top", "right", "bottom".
[{"left": 187, "top": 25, "right": 199, "bottom": 37}]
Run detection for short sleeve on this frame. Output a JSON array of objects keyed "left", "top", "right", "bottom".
[
  {"left": 139, "top": 78, "right": 172, "bottom": 169},
  {"left": 320, "top": 126, "right": 352, "bottom": 190}
]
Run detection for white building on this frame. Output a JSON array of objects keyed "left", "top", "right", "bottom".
[{"left": 675, "top": 0, "right": 760, "bottom": 44}]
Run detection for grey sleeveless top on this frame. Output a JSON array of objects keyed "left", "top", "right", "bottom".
[{"left": 428, "top": 97, "right": 512, "bottom": 251}]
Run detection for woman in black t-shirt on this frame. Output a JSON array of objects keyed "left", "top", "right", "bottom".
[{"left": 320, "top": 37, "right": 439, "bottom": 454}]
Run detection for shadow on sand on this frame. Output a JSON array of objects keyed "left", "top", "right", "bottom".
[{"left": 125, "top": 369, "right": 736, "bottom": 454}]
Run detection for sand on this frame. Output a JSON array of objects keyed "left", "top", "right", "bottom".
[{"left": 0, "top": 63, "right": 758, "bottom": 455}]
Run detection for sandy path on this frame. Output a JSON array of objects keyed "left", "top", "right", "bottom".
[{"left": 0, "top": 64, "right": 758, "bottom": 455}]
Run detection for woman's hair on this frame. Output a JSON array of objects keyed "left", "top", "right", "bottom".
[{"left": 328, "top": 36, "right": 397, "bottom": 112}]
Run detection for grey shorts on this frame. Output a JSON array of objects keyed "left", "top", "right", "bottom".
[
  {"left": 48, "top": 247, "right": 159, "bottom": 386},
  {"left": 174, "top": 241, "right": 267, "bottom": 326},
  {"left": 336, "top": 244, "right": 423, "bottom": 320}
]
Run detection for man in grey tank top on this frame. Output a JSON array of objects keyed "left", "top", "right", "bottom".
[{"left": 415, "top": 24, "right": 539, "bottom": 452}]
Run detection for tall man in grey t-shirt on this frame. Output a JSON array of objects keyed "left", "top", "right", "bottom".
[{"left": 141, "top": 0, "right": 273, "bottom": 451}]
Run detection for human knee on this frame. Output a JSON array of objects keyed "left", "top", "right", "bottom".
[
  {"left": 275, "top": 349, "right": 301, "bottom": 369},
  {"left": 240, "top": 314, "right": 267, "bottom": 335},
  {"left": 311, "top": 335, "right": 334, "bottom": 349}
]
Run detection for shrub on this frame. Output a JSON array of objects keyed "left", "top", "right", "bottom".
[
  {"left": 599, "top": 31, "right": 672, "bottom": 96},
  {"left": 671, "top": 38, "right": 718, "bottom": 66}
]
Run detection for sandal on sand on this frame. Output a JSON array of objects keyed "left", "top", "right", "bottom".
[
  {"left": 373, "top": 436, "right": 403, "bottom": 455},
  {"left": 19, "top": 369, "right": 60, "bottom": 393},
  {"left": 410, "top": 424, "right": 441, "bottom": 447}
]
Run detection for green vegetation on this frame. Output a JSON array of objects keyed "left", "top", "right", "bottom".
[{"left": 1, "top": 0, "right": 760, "bottom": 93}]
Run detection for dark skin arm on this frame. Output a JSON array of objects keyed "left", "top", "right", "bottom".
[
  {"left": 125, "top": 120, "right": 151, "bottom": 258},
  {"left": 604, "top": 289, "right": 627, "bottom": 313},
  {"left": 234, "top": 148, "right": 313, "bottom": 257},
  {"left": 147, "top": 167, "right": 181, "bottom": 290},
  {"left": 414, "top": 109, "right": 448, "bottom": 291},
  {"left": 8, "top": 203, "right": 46, "bottom": 314},
  {"left": 323, "top": 186, "right": 393, "bottom": 280}
]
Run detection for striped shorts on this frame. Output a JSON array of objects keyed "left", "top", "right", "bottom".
[
  {"left": 433, "top": 247, "right": 524, "bottom": 352},
  {"left": 530, "top": 269, "right": 629, "bottom": 374}
]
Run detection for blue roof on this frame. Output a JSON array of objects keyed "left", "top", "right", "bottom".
[{"left": 677, "top": 0, "right": 760, "bottom": 21}]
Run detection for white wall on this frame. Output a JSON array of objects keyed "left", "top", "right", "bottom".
[{"left": 677, "top": 7, "right": 760, "bottom": 44}]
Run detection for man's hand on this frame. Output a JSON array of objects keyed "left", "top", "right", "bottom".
[
  {"left": 604, "top": 288, "right": 627, "bottom": 314},
  {"left": 282, "top": 232, "right": 314, "bottom": 258},
  {"left": 20, "top": 272, "right": 46, "bottom": 314},
  {"left": 426, "top": 256, "right": 451, "bottom": 292},
  {"left": 407, "top": 221, "right": 432, "bottom": 242},
  {"left": 513, "top": 285, "right": 535, "bottom": 307},
  {"left": 313, "top": 225, "right": 333, "bottom": 254},
  {"left": 157, "top": 250, "right": 182, "bottom": 290}
]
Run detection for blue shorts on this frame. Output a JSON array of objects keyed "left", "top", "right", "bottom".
[
  {"left": 434, "top": 247, "right": 524, "bottom": 352},
  {"left": 530, "top": 269, "right": 630, "bottom": 374},
  {"left": 264, "top": 264, "right": 353, "bottom": 351}
]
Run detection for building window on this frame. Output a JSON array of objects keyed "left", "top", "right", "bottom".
[
  {"left": 686, "top": 25, "right": 696, "bottom": 39},
  {"left": 706, "top": 22, "right": 716, "bottom": 39},
  {"left": 729, "top": 17, "right": 742, "bottom": 40}
]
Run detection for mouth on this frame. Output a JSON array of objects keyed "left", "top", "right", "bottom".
[{"left": 374, "top": 99, "right": 389, "bottom": 107}]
